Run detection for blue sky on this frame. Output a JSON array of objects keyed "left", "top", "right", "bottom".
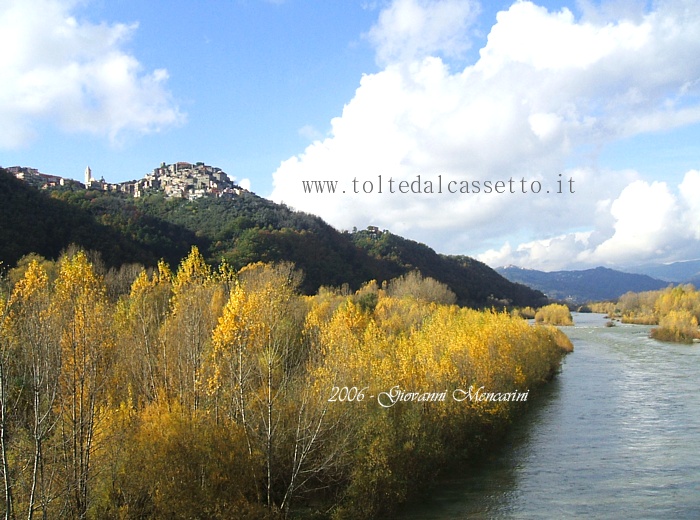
[
  {"left": 1, "top": 1, "right": 380, "bottom": 188},
  {"left": 2, "top": 0, "right": 700, "bottom": 270}
]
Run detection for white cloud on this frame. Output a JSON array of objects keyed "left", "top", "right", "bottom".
[
  {"left": 271, "top": 0, "right": 700, "bottom": 269},
  {"left": 476, "top": 1, "right": 650, "bottom": 73},
  {"left": 239, "top": 178, "right": 252, "bottom": 191},
  {"left": 591, "top": 180, "right": 679, "bottom": 262},
  {"left": 298, "top": 124, "right": 324, "bottom": 141},
  {"left": 479, "top": 171, "right": 700, "bottom": 270},
  {"left": 678, "top": 169, "right": 700, "bottom": 240},
  {"left": 366, "top": 0, "right": 479, "bottom": 65},
  {"left": 0, "top": 0, "right": 183, "bottom": 148}
]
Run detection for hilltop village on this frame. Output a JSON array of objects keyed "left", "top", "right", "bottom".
[{"left": 5, "top": 161, "right": 246, "bottom": 200}]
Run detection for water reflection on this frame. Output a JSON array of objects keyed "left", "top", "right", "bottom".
[{"left": 401, "top": 313, "right": 700, "bottom": 519}]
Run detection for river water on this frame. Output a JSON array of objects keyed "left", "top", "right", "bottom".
[{"left": 401, "top": 313, "right": 700, "bottom": 519}]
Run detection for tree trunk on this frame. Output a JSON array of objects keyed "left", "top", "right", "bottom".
[{"left": 0, "top": 363, "right": 13, "bottom": 520}]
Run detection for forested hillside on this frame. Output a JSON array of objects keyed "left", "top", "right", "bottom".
[
  {"left": 0, "top": 169, "right": 176, "bottom": 267},
  {"left": 0, "top": 168, "right": 545, "bottom": 307},
  {"left": 354, "top": 229, "right": 546, "bottom": 307}
]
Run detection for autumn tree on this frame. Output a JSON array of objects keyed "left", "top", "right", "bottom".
[
  {"left": 651, "top": 309, "right": 700, "bottom": 343},
  {"left": 535, "top": 303, "right": 573, "bottom": 326},
  {"left": 103, "top": 262, "right": 146, "bottom": 302},
  {"left": 51, "top": 250, "right": 114, "bottom": 519},
  {"left": 113, "top": 261, "right": 173, "bottom": 405},
  {"left": 90, "top": 399, "right": 261, "bottom": 520},
  {"left": 210, "top": 262, "right": 312, "bottom": 513},
  {"left": 8, "top": 254, "right": 58, "bottom": 289},
  {"left": 5, "top": 260, "right": 62, "bottom": 520},
  {"left": 163, "top": 247, "right": 223, "bottom": 414},
  {"left": 386, "top": 270, "right": 457, "bottom": 305},
  {"left": 654, "top": 284, "right": 700, "bottom": 321},
  {"left": 0, "top": 278, "right": 14, "bottom": 520},
  {"left": 0, "top": 247, "right": 574, "bottom": 518}
]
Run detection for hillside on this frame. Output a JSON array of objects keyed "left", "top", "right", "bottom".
[
  {"left": 0, "top": 169, "right": 182, "bottom": 268},
  {"left": 497, "top": 265, "right": 668, "bottom": 303},
  {"left": 354, "top": 230, "right": 545, "bottom": 307},
  {"left": 0, "top": 168, "right": 545, "bottom": 307},
  {"left": 623, "top": 259, "right": 700, "bottom": 283}
]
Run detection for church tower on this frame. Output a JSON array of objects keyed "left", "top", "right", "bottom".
[{"left": 84, "top": 166, "right": 92, "bottom": 187}]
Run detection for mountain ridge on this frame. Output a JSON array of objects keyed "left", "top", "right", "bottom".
[
  {"left": 497, "top": 265, "right": 669, "bottom": 303},
  {"left": 621, "top": 259, "right": 700, "bottom": 283},
  {"left": 0, "top": 167, "right": 546, "bottom": 308}
]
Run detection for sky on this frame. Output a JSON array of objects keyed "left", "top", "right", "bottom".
[{"left": 2, "top": 0, "right": 700, "bottom": 271}]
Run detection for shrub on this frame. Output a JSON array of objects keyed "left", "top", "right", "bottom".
[
  {"left": 651, "top": 309, "right": 699, "bottom": 344},
  {"left": 512, "top": 306, "right": 536, "bottom": 319},
  {"left": 534, "top": 303, "right": 573, "bottom": 326}
]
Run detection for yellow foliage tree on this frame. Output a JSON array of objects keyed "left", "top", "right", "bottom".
[
  {"left": 0, "top": 248, "right": 575, "bottom": 519},
  {"left": 164, "top": 247, "right": 224, "bottom": 414},
  {"left": 652, "top": 309, "right": 699, "bottom": 343},
  {"left": 0, "top": 274, "right": 15, "bottom": 520},
  {"left": 209, "top": 261, "right": 308, "bottom": 512},
  {"left": 5, "top": 260, "right": 62, "bottom": 519},
  {"left": 91, "top": 399, "right": 258, "bottom": 520},
  {"left": 51, "top": 250, "right": 114, "bottom": 519},
  {"left": 113, "top": 262, "right": 173, "bottom": 405},
  {"left": 535, "top": 303, "right": 574, "bottom": 325}
]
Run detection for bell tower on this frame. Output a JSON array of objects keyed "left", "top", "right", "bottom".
[{"left": 84, "top": 165, "right": 92, "bottom": 186}]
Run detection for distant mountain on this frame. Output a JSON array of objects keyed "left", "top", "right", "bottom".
[
  {"left": 496, "top": 266, "right": 669, "bottom": 303},
  {"left": 0, "top": 168, "right": 546, "bottom": 308},
  {"left": 622, "top": 260, "right": 700, "bottom": 283}
]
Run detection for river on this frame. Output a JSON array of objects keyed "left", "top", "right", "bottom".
[{"left": 401, "top": 313, "right": 700, "bottom": 519}]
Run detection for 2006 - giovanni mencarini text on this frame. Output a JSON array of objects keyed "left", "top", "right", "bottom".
[{"left": 328, "top": 385, "right": 529, "bottom": 408}]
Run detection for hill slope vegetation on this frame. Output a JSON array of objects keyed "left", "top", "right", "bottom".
[{"left": 0, "top": 168, "right": 545, "bottom": 307}]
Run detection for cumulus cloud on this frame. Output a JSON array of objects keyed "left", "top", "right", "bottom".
[
  {"left": 239, "top": 178, "right": 252, "bottom": 192},
  {"left": 298, "top": 124, "right": 324, "bottom": 141},
  {"left": 366, "top": 0, "right": 479, "bottom": 65},
  {"left": 591, "top": 180, "right": 680, "bottom": 262},
  {"left": 0, "top": 0, "right": 183, "bottom": 148},
  {"left": 479, "top": 171, "right": 700, "bottom": 270},
  {"left": 270, "top": 0, "right": 700, "bottom": 269},
  {"left": 679, "top": 170, "right": 700, "bottom": 239}
]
